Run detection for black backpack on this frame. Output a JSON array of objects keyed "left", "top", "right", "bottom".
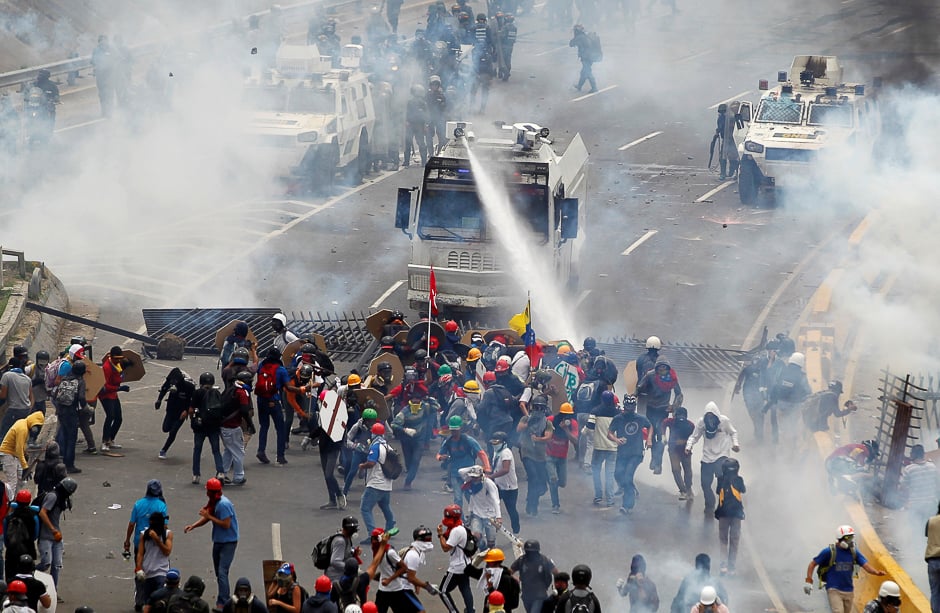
[
  {"left": 774, "top": 367, "right": 804, "bottom": 403},
  {"left": 586, "top": 32, "right": 603, "bottom": 62},
  {"left": 192, "top": 388, "right": 224, "bottom": 429},
  {"left": 380, "top": 444, "right": 404, "bottom": 480},
  {"left": 166, "top": 593, "right": 198, "bottom": 613},
  {"left": 461, "top": 529, "right": 479, "bottom": 557},
  {"left": 312, "top": 532, "right": 343, "bottom": 570},
  {"left": 565, "top": 588, "right": 597, "bottom": 613}
]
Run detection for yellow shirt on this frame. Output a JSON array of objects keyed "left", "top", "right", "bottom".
[{"left": 0, "top": 411, "right": 45, "bottom": 468}]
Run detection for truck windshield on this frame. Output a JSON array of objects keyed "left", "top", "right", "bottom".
[
  {"left": 807, "top": 103, "right": 853, "bottom": 128},
  {"left": 755, "top": 98, "right": 804, "bottom": 124},
  {"left": 243, "top": 85, "right": 335, "bottom": 114},
  {"left": 417, "top": 184, "right": 549, "bottom": 242}
]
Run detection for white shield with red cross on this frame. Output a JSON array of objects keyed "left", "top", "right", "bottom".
[{"left": 319, "top": 389, "right": 348, "bottom": 442}]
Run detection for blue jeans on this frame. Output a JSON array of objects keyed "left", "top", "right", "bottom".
[
  {"left": 615, "top": 454, "right": 643, "bottom": 510},
  {"left": 449, "top": 472, "right": 465, "bottom": 507},
  {"left": 547, "top": 455, "right": 567, "bottom": 508},
  {"left": 523, "top": 596, "right": 546, "bottom": 613},
  {"left": 928, "top": 557, "right": 940, "bottom": 613},
  {"left": 342, "top": 448, "right": 368, "bottom": 495},
  {"left": 212, "top": 540, "right": 237, "bottom": 607},
  {"left": 56, "top": 405, "right": 79, "bottom": 468},
  {"left": 521, "top": 457, "right": 548, "bottom": 514},
  {"left": 257, "top": 397, "right": 286, "bottom": 459},
  {"left": 192, "top": 429, "right": 224, "bottom": 477},
  {"left": 592, "top": 449, "right": 616, "bottom": 503},
  {"left": 38, "top": 538, "right": 63, "bottom": 585},
  {"left": 401, "top": 437, "right": 424, "bottom": 485},
  {"left": 360, "top": 487, "right": 395, "bottom": 536}
]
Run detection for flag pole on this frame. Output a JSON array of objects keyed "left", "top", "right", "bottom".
[{"left": 427, "top": 266, "right": 433, "bottom": 354}]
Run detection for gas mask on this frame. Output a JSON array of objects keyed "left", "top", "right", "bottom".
[
  {"left": 703, "top": 414, "right": 720, "bottom": 439},
  {"left": 27, "top": 426, "right": 42, "bottom": 447},
  {"left": 409, "top": 401, "right": 422, "bottom": 415},
  {"left": 838, "top": 537, "right": 853, "bottom": 550},
  {"left": 276, "top": 574, "right": 292, "bottom": 587}
]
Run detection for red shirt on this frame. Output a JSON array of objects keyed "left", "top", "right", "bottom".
[
  {"left": 99, "top": 357, "right": 123, "bottom": 400},
  {"left": 546, "top": 415, "right": 579, "bottom": 458}
]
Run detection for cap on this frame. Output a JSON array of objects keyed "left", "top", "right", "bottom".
[
  {"left": 166, "top": 568, "right": 181, "bottom": 582},
  {"left": 465, "top": 465, "right": 484, "bottom": 478},
  {"left": 109, "top": 346, "right": 124, "bottom": 358}
]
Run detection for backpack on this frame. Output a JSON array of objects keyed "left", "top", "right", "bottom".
[
  {"left": 192, "top": 388, "right": 224, "bottom": 429},
  {"left": 44, "top": 357, "right": 65, "bottom": 392},
  {"left": 380, "top": 443, "right": 404, "bottom": 480},
  {"left": 53, "top": 377, "right": 80, "bottom": 407},
  {"left": 817, "top": 544, "right": 859, "bottom": 586},
  {"left": 586, "top": 32, "right": 603, "bottom": 62},
  {"left": 218, "top": 337, "right": 249, "bottom": 370},
  {"left": 574, "top": 381, "right": 598, "bottom": 413},
  {"left": 4, "top": 512, "right": 32, "bottom": 549},
  {"left": 166, "top": 592, "right": 197, "bottom": 613},
  {"left": 256, "top": 362, "right": 280, "bottom": 397},
  {"left": 482, "top": 343, "right": 504, "bottom": 371},
  {"left": 312, "top": 532, "right": 343, "bottom": 570},
  {"left": 716, "top": 477, "right": 745, "bottom": 520},
  {"left": 774, "top": 367, "right": 803, "bottom": 403},
  {"left": 565, "top": 588, "right": 597, "bottom": 613},
  {"left": 461, "top": 528, "right": 479, "bottom": 557}
]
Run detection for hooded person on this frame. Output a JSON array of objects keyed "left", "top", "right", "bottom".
[
  {"left": 616, "top": 554, "right": 659, "bottom": 613},
  {"left": 669, "top": 554, "right": 728, "bottom": 613},
  {"left": 221, "top": 577, "right": 267, "bottom": 612},
  {"left": 635, "top": 355, "right": 683, "bottom": 474},
  {"left": 169, "top": 575, "right": 211, "bottom": 612},
  {"left": 33, "top": 443, "right": 66, "bottom": 495},
  {"left": 0, "top": 411, "right": 45, "bottom": 497},
  {"left": 304, "top": 575, "right": 339, "bottom": 613},
  {"left": 331, "top": 557, "right": 366, "bottom": 610},
  {"left": 509, "top": 540, "right": 556, "bottom": 613},
  {"left": 685, "top": 402, "right": 739, "bottom": 514}
]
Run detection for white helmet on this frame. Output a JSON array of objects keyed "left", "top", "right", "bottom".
[
  {"left": 646, "top": 336, "right": 661, "bottom": 350},
  {"left": 272, "top": 313, "right": 287, "bottom": 326},
  {"left": 699, "top": 586, "right": 717, "bottom": 605},
  {"left": 345, "top": 606, "right": 363, "bottom": 613},
  {"left": 836, "top": 525, "right": 855, "bottom": 539},
  {"left": 788, "top": 352, "right": 805, "bottom": 368},
  {"left": 878, "top": 580, "right": 900, "bottom": 599}
]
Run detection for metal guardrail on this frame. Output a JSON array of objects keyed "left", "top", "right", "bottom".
[{"left": 0, "top": 0, "right": 331, "bottom": 91}]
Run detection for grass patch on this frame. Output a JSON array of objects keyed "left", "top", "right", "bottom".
[{"left": 0, "top": 287, "right": 10, "bottom": 316}]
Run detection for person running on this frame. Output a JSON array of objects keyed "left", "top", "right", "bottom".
[
  {"left": 487, "top": 431, "right": 520, "bottom": 534},
  {"left": 154, "top": 368, "right": 195, "bottom": 460},
  {"left": 184, "top": 478, "right": 239, "bottom": 611},
  {"left": 437, "top": 504, "right": 475, "bottom": 613},
  {"left": 615, "top": 554, "right": 659, "bottom": 613},
  {"left": 545, "top": 403, "right": 578, "bottom": 515},
  {"left": 805, "top": 525, "right": 885, "bottom": 613}
]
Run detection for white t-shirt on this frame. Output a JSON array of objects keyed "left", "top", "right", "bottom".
[
  {"left": 461, "top": 476, "right": 500, "bottom": 521},
  {"left": 402, "top": 547, "right": 424, "bottom": 591},
  {"left": 492, "top": 447, "right": 518, "bottom": 491},
  {"left": 366, "top": 440, "right": 394, "bottom": 491},
  {"left": 446, "top": 525, "right": 470, "bottom": 574},
  {"left": 378, "top": 546, "right": 409, "bottom": 592}
]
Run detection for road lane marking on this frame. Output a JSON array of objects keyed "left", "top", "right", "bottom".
[
  {"left": 575, "top": 289, "right": 591, "bottom": 308},
  {"left": 694, "top": 180, "right": 735, "bottom": 202},
  {"left": 618, "top": 131, "right": 663, "bottom": 151},
  {"left": 55, "top": 118, "right": 106, "bottom": 133},
  {"left": 879, "top": 22, "right": 913, "bottom": 37},
  {"left": 571, "top": 85, "right": 617, "bottom": 102},
  {"left": 707, "top": 90, "right": 752, "bottom": 110},
  {"left": 371, "top": 280, "right": 406, "bottom": 308},
  {"left": 272, "top": 523, "right": 282, "bottom": 560},
  {"left": 535, "top": 45, "right": 568, "bottom": 57},
  {"left": 676, "top": 49, "right": 712, "bottom": 64},
  {"left": 621, "top": 230, "right": 657, "bottom": 255}
]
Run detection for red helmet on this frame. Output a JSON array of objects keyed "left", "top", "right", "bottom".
[
  {"left": 363, "top": 604, "right": 378, "bottom": 613},
  {"left": 495, "top": 356, "right": 511, "bottom": 372},
  {"left": 493, "top": 335, "right": 507, "bottom": 344},
  {"left": 206, "top": 478, "right": 223, "bottom": 492},
  {"left": 488, "top": 590, "right": 505, "bottom": 606},
  {"left": 443, "top": 504, "right": 462, "bottom": 519},
  {"left": 371, "top": 527, "right": 385, "bottom": 539},
  {"left": 314, "top": 575, "right": 333, "bottom": 594},
  {"left": 482, "top": 372, "right": 497, "bottom": 383},
  {"left": 7, "top": 580, "right": 27, "bottom": 595},
  {"left": 15, "top": 490, "right": 31, "bottom": 505},
  {"left": 371, "top": 422, "right": 386, "bottom": 436},
  {"left": 445, "top": 320, "right": 459, "bottom": 333}
]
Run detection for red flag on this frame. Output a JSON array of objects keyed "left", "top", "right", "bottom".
[{"left": 429, "top": 266, "right": 439, "bottom": 317}]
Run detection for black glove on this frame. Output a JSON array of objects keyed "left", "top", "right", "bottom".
[
  {"left": 119, "top": 385, "right": 130, "bottom": 392},
  {"left": 154, "top": 401, "right": 161, "bottom": 410}
]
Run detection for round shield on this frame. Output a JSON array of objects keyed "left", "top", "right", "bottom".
[
  {"left": 118, "top": 350, "right": 146, "bottom": 383},
  {"left": 282, "top": 335, "right": 329, "bottom": 368},
  {"left": 406, "top": 321, "right": 446, "bottom": 353},
  {"left": 353, "top": 388, "right": 390, "bottom": 422},
  {"left": 214, "top": 320, "right": 259, "bottom": 351},
  {"left": 367, "top": 352, "right": 404, "bottom": 390},
  {"left": 318, "top": 389, "right": 349, "bottom": 442}
]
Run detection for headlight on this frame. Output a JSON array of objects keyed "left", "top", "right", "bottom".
[
  {"left": 298, "top": 131, "right": 318, "bottom": 143},
  {"left": 744, "top": 141, "right": 764, "bottom": 153}
]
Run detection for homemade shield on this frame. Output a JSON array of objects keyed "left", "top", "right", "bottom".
[
  {"left": 318, "top": 389, "right": 348, "bottom": 442},
  {"left": 214, "top": 320, "right": 259, "bottom": 351}
]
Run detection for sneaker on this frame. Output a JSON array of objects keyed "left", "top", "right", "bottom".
[
  {"left": 101, "top": 444, "right": 111, "bottom": 452},
  {"left": 276, "top": 457, "right": 288, "bottom": 465},
  {"left": 158, "top": 450, "right": 167, "bottom": 460},
  {"left": 678, "top": 491, "right": 687, "bottom": 501},
  {"left": 256, "top": 452, "right": 270, "bottom": 464},
  {"left": 192, "top": 475, "right": 200, "bottom": 484},
  {"left": 337, "top": 494, "right": 347, "bottom": 509},
  {"left": 593, "top": 498, "right": 602, "bottom": 506},
  {"left": 320, "top": 501, "right": 339, "bottom": 510},
  {"left": 719, "top": 563, "right": 728, "bottom": 576},
  {"left": 606, "top": 499, "right": 615, "bottom": 507},
  {"left": 443, "top": 483, "right": 453, "bottom": 493},
  {"left": 66, "top": 466, "right": 82, "bottom": 474},
  {"left": 223, "top": 476, "right": 233, "bottom": 485},
  {"left": 83, "top": 447, "right": 98, "bottom": 455},
  {"left": 216, "top": 472, "right": 226, "bottom": 480},
  {"left": 300, "top": 436, "right": 312, "bottom": 451},
  {"left": 109, "top": 442, "right": 123, "bottom": 450},
  {"left": 232, "top": 479, "right": 247, "bottom": 486},
  {"left": 551, "top": 506, "right": 561, "bottom": 514},
  {"left": 619, "top": 506, "right": 632, "bottom": 515},
  {"left": 686, "top": 490, "right": 695, "bottom": 499}
]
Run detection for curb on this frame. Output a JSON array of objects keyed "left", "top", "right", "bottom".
[{"left": 0, "top": 265, "right": 70, "bottom": 362}]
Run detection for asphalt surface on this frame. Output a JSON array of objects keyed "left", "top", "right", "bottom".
[{"left": 2, "top": 0, "right": 937, "bottom": 610}]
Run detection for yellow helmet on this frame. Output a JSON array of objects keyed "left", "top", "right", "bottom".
[
  {"left": 484, "top": 548, "right": 505, "bottom": 563},
  {"left": 467, "top": 348, "right": 482, "bottom": 361},
  {"left": 559, "top": 402, "right": 574, "bottom": 414},
  {"left": 557, "top": 345, "right": 572, "bottom": 355},
  {"left": 347, "top": 374, "right": 361, "bottom": 386},
  {"left": 463, "top": 380, "right": 481, "bottom": 393}
]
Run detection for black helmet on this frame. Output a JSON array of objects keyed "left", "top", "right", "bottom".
[
  {"left": 583, "top": 337, "right": 596, "bottom": 350},
  {"left": 533, "top": 370, "right": 553, "bottom": 385},
  {"left": 36, "top": 350, "right": 50, "bottom": 362},
  {"left": 266, "top": 347, "right": 282, "bottom": 360},
  {"left": 59, "top": 477, "right": 78, "bottom": 495},
  {"left": 476, "top": 12, "right": 486, "bottom": 20},
  {"left": 413, "top": 525, "right": 433, "bottom": 541},
  {"left": 377, "top": 361, "right": 393, "bottom": 373},
  {"left": 232, "top": 347, "right": 250, "bottom": 363},
  {"left": 342, "top": 516, "right": 359, "bottom": 532},
  {"left": 414, "top": 349, "right": 428, "bottom": 362},
  {"left": 302, "top": 343, "right": 317, "bottom": 355},
  {"left": 722, "top": 457, "right": 740, "bottom": 474},
  {"left": 490, "top": 431, "right": 507, "bottom": 444},
  {"left": 71, "top": 360, "right": 87, "bottom": 377},
  {"left": 391, "top": 310, "right": 405, "bottom": 320},
  {"left": 862, "top": 439, "right": 880, "bottom": 460},
  {"left": 404, "top": 367, "right": 418, "bottom": 383},
  {"left": 199, "top": 372, "right": 215, "bottom": 386},
  {"left": 17, "top": 554, "right": 34, "bottom": 574},
  {"left": 381, "top": 335, "right": 395, "bottom": 347},
  {"left": 571, "top": 564, "right": 592, "bottom": 586},
  {"left": 523, "top": 540, "right": 540, "bottom": 553},
  {"left": 828, "top": 380, "right": 844, "bottom": 394},
  {"left": 531, "top": 395, "right": 549, "bottom": 410},
  {"left": 37, "top": 69, "right": 50, "bottom": 80},
  {"left": 600, "top": 390, "right": 614, "bottom": 405},
  {"left": 235, "top": 370, "right": 254, "bottom": 384},
  {"left": 298, "top": 364, "right": 314, "bottom": 381}
]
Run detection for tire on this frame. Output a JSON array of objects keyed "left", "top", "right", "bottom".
[
  {"left": 310, "top": 143, "right": 339, "bottom": 195},
  {"left": 738, "top": 161, "right": 758, "bottom": 205}
]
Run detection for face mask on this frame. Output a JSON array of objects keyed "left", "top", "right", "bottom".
[
  {"left": 409, "top": 403, "right": 422, "bottom": 415},
  {"left": 28, "top": 426, "right": 41, "bottom": 446},
  {"left": 838, "top": 539, "right": 853, "bottom": 550},
  {"left": 276, "top": 575, "right": 291, "bottom": 587}
]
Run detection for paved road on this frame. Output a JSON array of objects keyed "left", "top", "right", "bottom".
[{"left": 2, "top": 0, "right": 937, "bottom": 610}]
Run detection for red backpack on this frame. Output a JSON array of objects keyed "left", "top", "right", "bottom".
[{"left": 255, "top": 362, "right": 280, "bottom": 397}]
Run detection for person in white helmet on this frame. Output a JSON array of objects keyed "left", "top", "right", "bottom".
[
  {"left": 862, "top": 580, "right": 901, "bottom": 613},
  {"left": 805, "top": 525, "right": 885, "bottom": 613},
  {"left": 691, "top": 586, "right": 729, "bottom": 612},
  {"left": 270, "top": 314, "right": 298, "bottom": 354},
  {"left": 636, "top": 336, "right": 661, "bottom": 382},
  {"left": 765, "top": 351, "right": 811, "bottom": 445}
]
